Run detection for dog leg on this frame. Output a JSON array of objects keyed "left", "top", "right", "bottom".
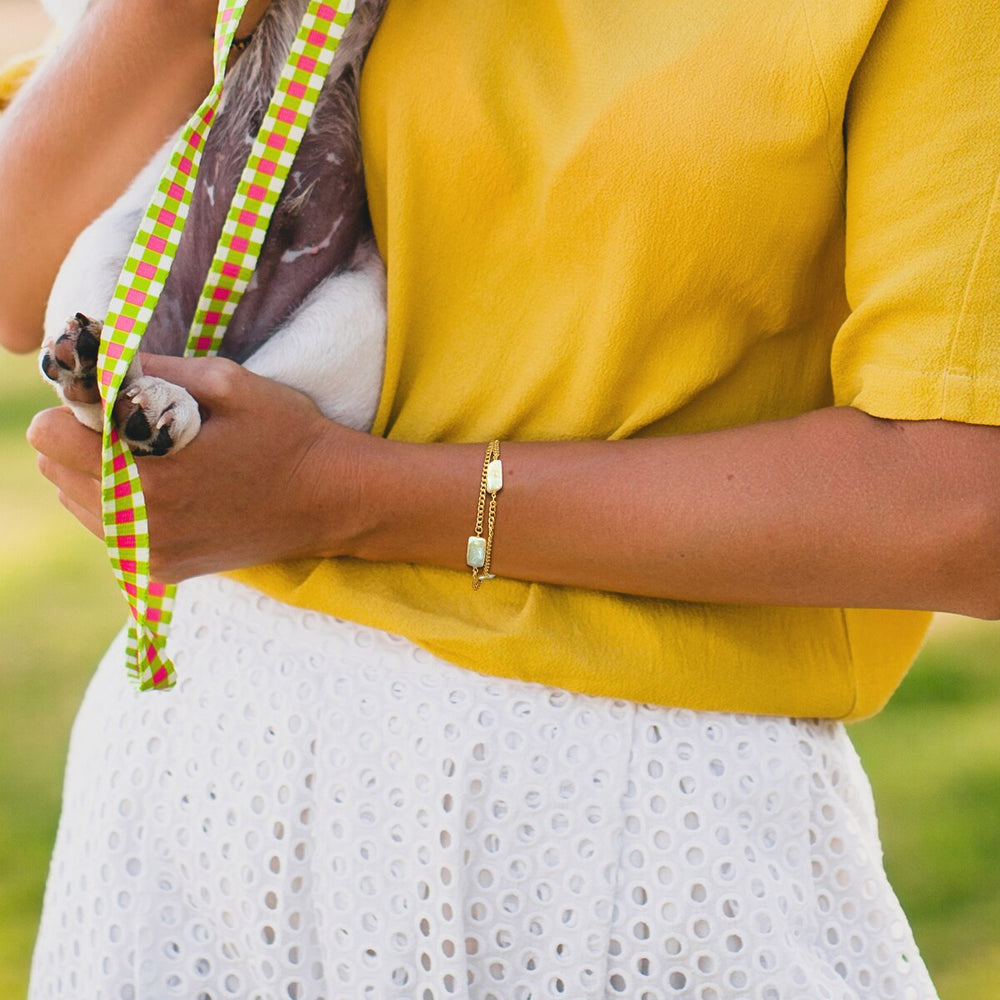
[
  {"left": 115, "top": 241, "right": 385, "bottom": 453},
  {"left": 39, "top": 312, "right": 105, "bottom": 433},
  {"left": 242, "top": 242, "right": 386, "bottom": 432},
  {"left": 40, "top": 312, "right": 201, "bottom": 456},
  {"left": 111, "top": 366, "right": 202, "bottom": 457}
]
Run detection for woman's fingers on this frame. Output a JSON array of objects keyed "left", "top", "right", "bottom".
[
  {"left": 37, "top": 455, "right": 103, "bottom": 519},
  {"left": 28, "top": 408, "right": 105, "bottom": 539},
  {"left": 27, "top": 407, "right": 103, "bottom": 477},
  {"left": 57, "top": 491, "right": 104, "bottom": 541},
  {"left": 138, "top": 354, "right": 260, "bottom": 416}
]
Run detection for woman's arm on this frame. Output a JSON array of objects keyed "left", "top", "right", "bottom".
[
  {"left": 26, "top": 354, "right": 1000, "bottom": 619},
  {"left": 0, "top": 0, "right": 269, "bottom": 352}
]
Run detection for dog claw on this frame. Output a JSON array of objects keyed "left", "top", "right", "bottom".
[
  {"left": 39, "top": 313, "right": 104, "bottom": 404},
  {"left": 114, "top": 375, "right": 201, "bottom": 456}
]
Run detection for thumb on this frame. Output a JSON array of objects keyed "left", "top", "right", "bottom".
[{"left": 136, "top": 353, "right": 252, "bottom": 411}]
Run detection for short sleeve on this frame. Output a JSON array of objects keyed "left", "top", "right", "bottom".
[{"left": 831, "top": 0, "right": 1000, "bottom": 424}]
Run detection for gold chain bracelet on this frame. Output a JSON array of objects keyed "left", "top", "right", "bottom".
[{"left": 467, "top": 440, "right": 502, "bottom": 589}]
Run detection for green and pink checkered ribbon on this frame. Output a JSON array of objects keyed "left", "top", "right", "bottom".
[{"left": 96, "top": 0, "right": 357, "bottom": 690}]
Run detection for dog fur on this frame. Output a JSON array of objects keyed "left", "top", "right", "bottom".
[{"left": 40, "top": 0, "right": 388, "bottom": 454}]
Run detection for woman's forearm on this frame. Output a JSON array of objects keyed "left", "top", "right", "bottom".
[
  {"left": 0, "top": 0, "right": 267, "bottom": 352},
  {"left": 27, "top": 357, "right": 1000, "bottom": 619},
  {"left": 337, "top": 406, "right": 1000, "bottom": 618}
]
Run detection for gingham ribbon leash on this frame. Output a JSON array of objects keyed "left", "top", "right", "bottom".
[{"left": 97, "top": 0, "right": 357, "bottom": 690}]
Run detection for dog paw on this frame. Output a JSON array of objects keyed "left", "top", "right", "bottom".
[
  {"left": 112, "top": 376, "right": 202, "bottom": 456},
  {"left": 40, "top": 312, "right": 103, "bottom": 405}
]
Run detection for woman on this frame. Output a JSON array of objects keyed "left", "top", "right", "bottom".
[{"left": 2, "top": 0, "right": 998, "bottom": 996}]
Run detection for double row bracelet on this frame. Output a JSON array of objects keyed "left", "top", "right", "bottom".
[{"left": 467, "top": 440, "right": 503, "bottom": 589}]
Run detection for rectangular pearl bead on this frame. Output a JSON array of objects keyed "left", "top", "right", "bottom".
[
  {"left": 466, "top": 535, "right": 487, "bottom": 568},
  {"left": 486, "top": 458, "right": 503, "bottom": 493}
]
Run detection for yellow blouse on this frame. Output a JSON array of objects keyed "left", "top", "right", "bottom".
[{"left": 234, "top": 0, "right": 1000, "bottom": 720}]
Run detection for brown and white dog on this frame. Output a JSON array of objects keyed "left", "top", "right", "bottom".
[{"left": 40, "top": 0, "right": 388, "bottom": 455}]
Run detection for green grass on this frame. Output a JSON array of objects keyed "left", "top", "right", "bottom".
[
  {"left": 0, "top": 352, "right": 124, "bottom": 995},
  {"left": 851, "top": 623, "right": 1000, "bottom": 1000},
  {"left": 1, "top": 352, "right": 999, "bottom": 997}
]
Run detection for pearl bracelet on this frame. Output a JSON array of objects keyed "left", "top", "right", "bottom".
[{"left": 467, "top": 440, "right": 502, "bottom": 589}]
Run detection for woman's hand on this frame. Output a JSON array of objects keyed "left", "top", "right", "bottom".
[{"left": 27, "top": 355, "right": 371, "bottom": 582}]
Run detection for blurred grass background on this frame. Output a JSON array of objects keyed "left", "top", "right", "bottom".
[{"left": 1, "top": 2, "right": 999, "bottom": 997}]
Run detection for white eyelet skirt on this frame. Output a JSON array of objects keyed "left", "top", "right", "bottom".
[{"left": 29, "top": 575, "right": 938, "bottom": 1000}]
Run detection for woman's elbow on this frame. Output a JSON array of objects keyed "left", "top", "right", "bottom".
[
  {"left": 930, "top": 495, "right": 1000, "bottom": 620},
  {"left": 889, "top": 418, "right": 1000, "bottom": 620}
]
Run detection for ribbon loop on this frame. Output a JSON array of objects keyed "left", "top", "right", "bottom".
[{"left": 96, "top": 0, "right": 357, "bottom": 688}]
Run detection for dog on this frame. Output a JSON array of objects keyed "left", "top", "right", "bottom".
[{"left": 40, "top": 0, "right": 388, "bottom": 455}]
